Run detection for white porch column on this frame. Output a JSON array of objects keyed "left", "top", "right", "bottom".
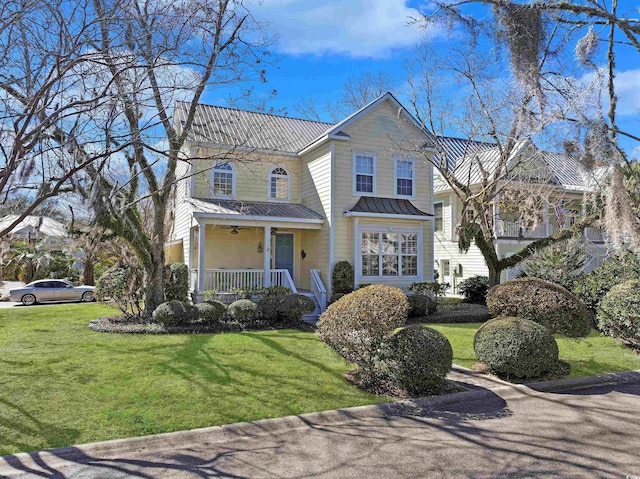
[
  {"left": 263, "top": 226, "right": 271, "bottom": 287},
  {"left": 198, "top": 222, "right": 206, "bottom": 294},
  {"left": 543, "top": 200, "right": 550, "bottom": 236}
]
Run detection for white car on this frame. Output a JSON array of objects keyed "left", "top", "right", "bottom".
[{"left": 9, "top": 279, "right": 95, "bottom": 306}]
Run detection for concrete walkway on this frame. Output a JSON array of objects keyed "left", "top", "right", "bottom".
[{"left": 1, "top": 368, "right": 639, "bottom": 478}]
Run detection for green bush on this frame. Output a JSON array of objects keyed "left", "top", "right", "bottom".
[
  {"left": 257, "top": 296, "right": 281, "bottom": 322},
  {"left": 164, "top": 262, "right": 189, "bottom": 302},
  {"left": 278, "top": 294, "right": 316, "bottom": 325},
  {"left": 409, "top": 281, "right": 449, "bottom": 298},
  {"left": 597, "top": 280, "right": 640, "bottom": 350},
  {"left": 572, "top": 251, "right": 640, "bottom": 314},
  {"left": 458, "top": 276, "right": 489, "bottom": 304},
  {"left": 152, "top": 300, "right": 197, "bottom": 325},
  {"left": 487, "top": 277, "right": 591, "bottom": 338},
  {"left": 95, "top": 262, "right": 144, "bottom": 317},
  {"left": 380, "top": 326, "right": 453, "bottom": 395},
  {"left": 227, "top": 299, "right": 258, "bottom": 324},
  {"left": 328, "top": 293, "right": 346, "bottom": 305},
  {"left": 407, "top": 292, "right": 437, "bottom": 318},
  {"left": 195, "top": 301, "right": 227, "bottom": 323},
  {"left": 317, "top": 285, "right": 409, "bottom": 379},
  {"left": 332, "top": 261, "right": 354, "bottom": 294},
  {"left": 521, "top": 240, "right": 589, "bottom": 291},
  {"left": 474, "top": 317, "right": 566, "bottom": 379},
  {"left": 251, "top": 285, "right": 291, "bottom": 299}
]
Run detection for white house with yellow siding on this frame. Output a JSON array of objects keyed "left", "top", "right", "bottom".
[{"left": 167, "top": 93, "right": 436, "bottom": 312}]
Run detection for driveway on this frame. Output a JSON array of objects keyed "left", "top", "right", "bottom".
[{"left": 1, "top": 370, "right": 639, "bottom": 478}]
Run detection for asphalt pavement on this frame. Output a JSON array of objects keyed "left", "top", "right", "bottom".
[{"left": 1, "top": 369, "right": 639, "bottom": 478}]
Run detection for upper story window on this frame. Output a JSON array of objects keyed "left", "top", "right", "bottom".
[
  {"left": 269, "top": 166, "right": 290, "bottom": 201},
  {"left": 211, "top": 162, "right": 235, "bottom": 198},
  {"left": 394, "top": 157, "right": 415, "bottom": 198},
  {"left": 353, "top": 151, "right": 376, "bottom": 195},
  {"left": 434, "top": 202, "right": 443, "bottom": 232}
]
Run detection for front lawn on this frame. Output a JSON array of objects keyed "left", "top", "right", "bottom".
[
  {"left": 0, "top": 304, "right": 384, "bottom": 455},
  {"left": 428, "top": 323, "right": 640, "bottom": 377}
]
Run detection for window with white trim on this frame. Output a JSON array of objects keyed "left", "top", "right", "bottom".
[
  {"left": 269, "top": 166, "right": 290, "bottom": 201},
  {"left": 353, "top": 152, "right": 375, "bottom": 194},
  {"left": 394, "top": 157, "right": 415, "bottom": 197},
  {"left": 211, "top": 163, "right": 235, "bottom": 198},
  {"left": 360, "top": 231, "right": 419, "bottom": 278},
  {"left": 434, "top": 202, "right": 443, "bottom": 232}
]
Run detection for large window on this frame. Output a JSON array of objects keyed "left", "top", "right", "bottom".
[
  {"left": 394, "top": 157, "right": 415, "bottom": 197},
  {"left": 360, "top": 230, "right": 419, "bottom": 278},
  {"left": 434, "top": 202, "right": 443, "bottom": 232},
  {"left": 353, "top": 151, "right": 376, "bottom": 195},
  {"left": 211, "top": 163, "right": 235, "bottom": 198},
  {"left": 269, "top": 166, "right": 290, "bottom": 201}
]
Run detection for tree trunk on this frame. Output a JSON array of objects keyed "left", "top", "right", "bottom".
[
  {"left": 143, "top": 257, "right": 165, "bottom": 316},
  {"left": 83, "top": 260, "right": 94, "bottom": 285},
  {"left": 487, "top": 265, "right": 501, "bottom": 287}
]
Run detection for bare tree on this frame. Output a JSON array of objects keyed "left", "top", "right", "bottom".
[
  {"left": 420, "top": 0, "right": 640, "bottom": 249},
  {"left": 404, "top": 40, "right": 600, "bottom": 286},
  {"left": 295, "top": 71, "right": 395, "bottom": 122},
  {"left": 2, "top": 0, "right": 272, "bottom": 315}
]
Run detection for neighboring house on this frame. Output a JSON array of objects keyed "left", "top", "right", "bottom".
[
  {"left": 0, "top": 215, "right": 68, "bottom": 244},
  {"left": 167, "top": 93, "right": 437, "bottom": 312},
  {"left": 432, "top": 137, "right": 608, "bottom": 291}
]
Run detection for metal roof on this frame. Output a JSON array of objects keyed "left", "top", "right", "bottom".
[
  {"left": 0, "top": 215, "right": 68, "bottom": 238},
  {"left": 185, "top": 198, "right": 324, "bottom": 220},
  {"left": 175, "top": 102, "right": 331, "bottom": 154},
  {"left": 345, "top": 197, "right": 432, "bottom": 217}
]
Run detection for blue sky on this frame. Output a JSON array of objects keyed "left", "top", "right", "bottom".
[{"left": 202, "top": 0, "right": 640, "bottom": 155}]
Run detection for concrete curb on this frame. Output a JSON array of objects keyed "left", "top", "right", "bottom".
[{"left": 3, "top": 368, "right": 640, "bottom": 465}]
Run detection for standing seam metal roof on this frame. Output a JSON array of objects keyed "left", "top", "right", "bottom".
[
  {"left": 345, "top": 197, "right": 432, "bottom": 217},
  {"left": 185, "top": 198, "right": 324, "bottom": 220}
]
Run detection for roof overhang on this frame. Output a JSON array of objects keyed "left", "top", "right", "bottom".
[
  {"left": 344, "top": 211, "right": 433, "bottom": 221},
  {"left": 193, "top": 214, "right": 323, "bottom": 229}
]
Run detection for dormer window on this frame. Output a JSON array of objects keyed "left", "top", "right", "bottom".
[
  {"left": 211, "top": 162, "right": 235, "bottom": 198},
  {"left": 269, "top": 166, "right": 290, "bottom": 201}
]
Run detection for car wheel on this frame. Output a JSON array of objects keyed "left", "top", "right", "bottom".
[
  {"left": 81, "top": 291, "right": 95, "bottom": 302},
  {"left": 21, "top": 294, "right": 36, "bottom": 306}
]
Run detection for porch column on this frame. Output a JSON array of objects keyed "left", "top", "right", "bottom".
[
  {"left": 198, "top": 222, "right": 206, "bottom": 293},
  {"left": 543, "top": 201, "right": 550, "bottom": 236},
  {"left": 263, "top": 226, "right": 271, "bottom": 287}
]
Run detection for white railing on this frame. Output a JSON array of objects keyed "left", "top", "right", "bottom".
[
  {"left": 281, "top": 269, "right": 298, "bottom": 294},
  {"left": 189, "top": 268, "right": 198, "bottom": 291},
  {"left": 585, "top": 227, "right": 605, "bottom": 243},
  {"left": 495, "top": 220, "right": 554, "bottom": 239},
  {"left": 310, "top": 269, "right": 327, "bottom": 313},
  {"left": 189, "top": 269, "right": 293, "bottom": 292}
]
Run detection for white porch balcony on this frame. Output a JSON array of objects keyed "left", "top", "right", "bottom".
[
  {"left": 495, "top": 220, "right": 605, "bottom": 243},
  {"left": 189, "top": 268, "right": 297, "bottom": 293}
]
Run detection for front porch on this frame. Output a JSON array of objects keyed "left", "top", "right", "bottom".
[{"left": 189, "top": 268, "right": 297, "bottom": 293}]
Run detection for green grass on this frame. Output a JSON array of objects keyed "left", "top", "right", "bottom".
[
  {"left": 428, "top": 323, "right": 640, "bottom": 378},
  {"left": 0, "top": 304, "right": 385, "bottom": 455}
]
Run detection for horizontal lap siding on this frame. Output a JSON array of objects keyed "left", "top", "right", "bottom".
[
  {"left": 171, "top": 157, "right": 192, "bottom": 265},
  {"left": 300, "top": 145, "right": 331, "bottom": 290}
]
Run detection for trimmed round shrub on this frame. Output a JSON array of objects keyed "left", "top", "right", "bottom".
[
  {"left": 195, "top": 301, "right": 227, "bottom": 322},
  {"left": 317, "top": 285, "right": 409, "bottom": 371},
  {"left": 278, "top": 294, "right": 316, "bottom": 325},
  {"left": 329, "top": 293, "right": 346, "bottom": 305},
  {"left": 227, "top": 299, "right": 258, "bottom": 324},
  {"left": 474, "top": 316, "right": 564, "bottom": 379},
  {"left": 597, "top": 280, "right": 640, "bottom": 350},
  {"left": 486, "top": 277, "right": 591, "bottom": 338},
  {"left": 152, "top": 300, "right": 197, "bottom": 325},
  {"left": 380, "top": 326, "right": 453, "bottom": 395},
  {"left": 257, "top": 296, "right": 282, "bottom": 322},
  {"left": 332, "top": 261, "right": 354, "bottom": 294},
  {"left": 95, "top": 262, "right": 144, "bottom": 316},
  {"left": 407, "top": 292, "right": 437, "bottom": 318},
  {"left": 458, "top": 276, "right": 489, "bottom": 304},
  {"left": 164, "top": 262, "right": 189, "bottom": 302}
]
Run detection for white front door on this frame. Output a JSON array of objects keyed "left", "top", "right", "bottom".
[{"left": 440, "top": 259, "right": 452, "bottom": 290}]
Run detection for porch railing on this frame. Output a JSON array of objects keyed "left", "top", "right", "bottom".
[
  {"left": 495, "top": 220, "right": 555, "bottom": 239},
  {"left": 310, "top": 269, "right": 327, "bottom": 313},
  {"left": 189, "top": 268, "right": 296, "bottom": 293}
]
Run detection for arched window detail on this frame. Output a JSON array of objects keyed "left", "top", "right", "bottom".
[
  {"left": 211, "top": 162, "right": 235, "bottom": 198},
  {"left": 269, "top": 166, "right": 290, "bottom": 201}
]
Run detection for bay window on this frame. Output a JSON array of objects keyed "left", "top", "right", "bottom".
[{"left": 360, "top": 230, "right": 420, "bottom": 278}]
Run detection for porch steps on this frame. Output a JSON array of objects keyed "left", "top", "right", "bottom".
[{"left": 299, "top": 290, "right": 321, "bottom": 324}]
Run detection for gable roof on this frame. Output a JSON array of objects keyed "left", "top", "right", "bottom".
[
  {"left": 0, "top": 215, "right": 67, "bottom": 238},
  {"left": 174, "top": 102, "right": 331, "bottom": 154},
  {"left": 433, "top": 137, "right": 601, "bottom": 193}
]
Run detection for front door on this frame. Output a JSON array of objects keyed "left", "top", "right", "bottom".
[
  {"left": 440, "top": 259, "right": 452, "bottom": 291},
  {"left": 274, "top": 233, "right": 294, "bottom": 280}
]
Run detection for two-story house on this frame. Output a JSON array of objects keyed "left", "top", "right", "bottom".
[
  {"left": 166, "top": 93, "right": 436, "bottom": 312},
  {"left": 432, "top": 137, "right": 608, "bottom": 291}
]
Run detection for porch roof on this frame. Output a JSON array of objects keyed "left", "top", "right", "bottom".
[
  {"left": 186, "top": 198, "right": 324, "bottom": 226},
  {"left": 344, "top": 196, "right": 433, "bottom": 220}
]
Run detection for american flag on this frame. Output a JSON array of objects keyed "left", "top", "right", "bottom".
[{"left": 555, "top": 204, "right": 566, "bottom": 227}]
